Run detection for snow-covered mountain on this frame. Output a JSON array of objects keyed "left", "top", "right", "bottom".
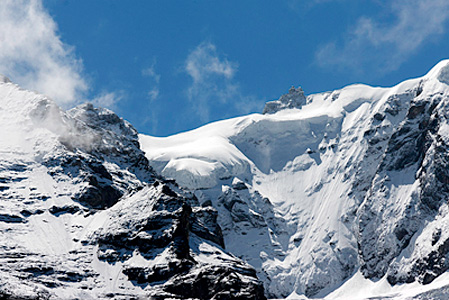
[
  {"left": 3, "top": 60, "right": 449, "bottom": 299},
  {"left": 139, "top": 59, "right": 449, "bottom": 299},
  {"left": 0, "top": 79, "right": 265, "bottom": 299}
]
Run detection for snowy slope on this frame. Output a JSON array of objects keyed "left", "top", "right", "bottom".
[
  {"left": 0, "top": 79, "right": 265, "bottom": 299},
  {"left": 140, "top": 60, "right": 449, "bottom": 299}
]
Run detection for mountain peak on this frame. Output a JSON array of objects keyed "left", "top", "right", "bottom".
[
  {"left": 0, "top": 74, "right": 11, "bottom": 84},
  {"left": 68, "top": 102, "right": 138, "bottom": 139},
  {"left": 262, "top": 85, "right": 306, "bottom": 114}
]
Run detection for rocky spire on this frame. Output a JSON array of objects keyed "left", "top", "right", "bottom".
[{"left": 262, "top": 86, "right": 306, "bottom": 114}]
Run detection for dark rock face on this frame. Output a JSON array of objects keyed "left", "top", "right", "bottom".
[
  {"left": 90, "top": 181, "right": 266, "bottom": 300},
  {"left": 210, "top": 182, "right": 289, "bottom": 298},
  {"left": 191, "top": 206, "right": 225, "bottom": 248},
  {"left": 43, "top": 153, "right": 124, "bottom": 209},
  {"left": 93, "top": 183, "right": 194, "bottom": 264},
  {"left": 358, "top": 91, "right": 449, "bottom": 285},
  {"left": 0, "top": 291, "right": 50, "bottom": 300},
  {"left": 162, "top": 264, "right": 266, "bottom": 300}
]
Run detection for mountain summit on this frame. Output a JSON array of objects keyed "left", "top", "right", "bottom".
[
  {"left": 262, "top": 86, "right": 306, "bottom": 114},
  {"left": 2, "top": 60, "right": 449, "bottom": 299}
]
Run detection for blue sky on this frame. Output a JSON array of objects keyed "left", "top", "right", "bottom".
[{"left": 1, "top": 0, "right": 449, "bottom": 136}]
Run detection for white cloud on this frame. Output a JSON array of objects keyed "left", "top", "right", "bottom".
[
  {"left": 186, "top": 43, "right": 236, "bottom": 84},
  {"left": 316, "top": 0, "right": 449, "bottom": 73},
  {"left": 0, "top": 0, "right": 87, "bottom": 106},
  {"left": 91, "top": 91, "right": 125, "bottom": 110},
  {"left": 185, "top": 42, "right": 248, "bottom": 122}
]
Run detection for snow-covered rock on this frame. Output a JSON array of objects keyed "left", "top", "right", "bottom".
[
  {"left": 140, "top": 59, "right": 449, "bottom": 299},
  {"left": 0, "top": 81, "right": 265, "bottom": 299}
]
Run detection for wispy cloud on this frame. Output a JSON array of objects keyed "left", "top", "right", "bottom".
[
  {"left": 0, "top": 0, "right": 87, "bottom": 106},
  {"left": 91, "top": 91, "right": 125, "bottom": 110},
  {"left": 184, "top": 42, "right": 260, "bottom": 122},
  {"left": 316, "top": 0, "right": 449, "bottom": 73},
  {"left": 185, "top": 42, "right": 236, "bottom": 84},
  {"left": 286, "top": 0, "right": 336, "bottom": 11},
  {"left": 142, "top": 63, "right": 160, "bottom": 102},
  {"left": 141, "top": 62, "right": 161, "bottom": 134}
]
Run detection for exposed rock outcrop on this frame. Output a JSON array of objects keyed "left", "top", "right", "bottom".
[{"left": 262, "top": 86, "right": 306, "bottom": 114}]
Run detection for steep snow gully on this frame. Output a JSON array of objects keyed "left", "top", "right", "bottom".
[{"left": 2, "top": 60, "right": 449, "bottom": 299}]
